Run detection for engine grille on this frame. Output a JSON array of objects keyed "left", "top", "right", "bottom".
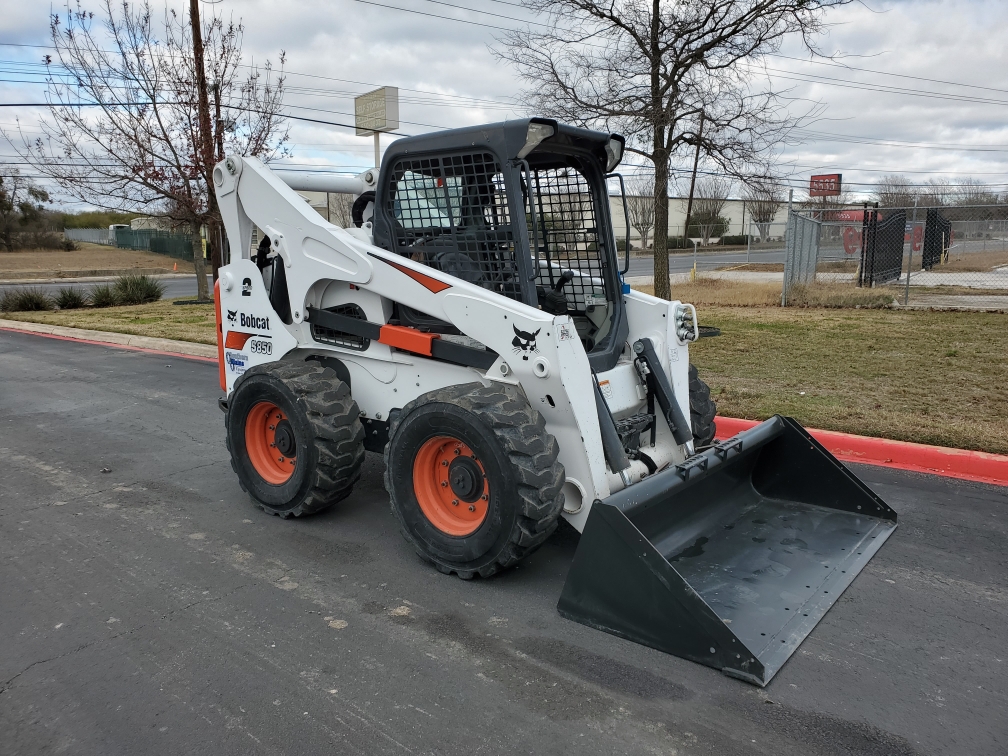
[{"left": 310, "top": 303, "right": 369, "bottom": 350}]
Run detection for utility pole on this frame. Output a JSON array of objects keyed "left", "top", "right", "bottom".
[
  {"left": 682, "top": 110, "right": 704, "bottom": 246},
  {"left": 190, "top": 0, "right": 217, "bottom": 296}
]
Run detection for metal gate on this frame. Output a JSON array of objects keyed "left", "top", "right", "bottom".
[
  {"left": 922, "top": 207, "right": 952, "bottom": 270},
  {"left": 782, "top": 209, "right": 821, "bottom": 305},
  {"left": 859, "top": 209, "right": 905, "bottom": 287}
]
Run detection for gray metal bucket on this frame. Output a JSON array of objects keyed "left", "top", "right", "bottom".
[{"left": 558, "top": 416, "right": 897, "bottom": 686}]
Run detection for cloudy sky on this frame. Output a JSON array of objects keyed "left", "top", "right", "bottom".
[{"left": 2, "top": 0, "right": 1007, "bottom": 206}]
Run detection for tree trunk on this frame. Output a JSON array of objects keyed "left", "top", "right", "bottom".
[
  {"left": 190, "top": 0, "right": 221, "bottom": 287},
  {"left": 208, "top": 219, "right": 221, "bottom": 283},
  {"left": 192, "top": 221, "right": 210, "bottom": 301},
  {"left": 652, "top": 143, "right": 671, "bottom": 300}
]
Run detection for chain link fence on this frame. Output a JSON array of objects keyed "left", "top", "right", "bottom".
[{"left": 767, "top": 205, "right": 1008, "bottom": 309}]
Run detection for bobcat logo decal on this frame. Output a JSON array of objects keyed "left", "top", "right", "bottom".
[
  {"left": 226, "top": 309, "right": 237, "bottom": 325},
  {"left": 512, "top": 325, "right": 540, "bottom": 361}
]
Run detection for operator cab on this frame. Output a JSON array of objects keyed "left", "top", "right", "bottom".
[{"left": 370, "top": 118, "right": 629, "bottom": 372}]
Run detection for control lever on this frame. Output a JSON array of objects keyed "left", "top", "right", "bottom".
[{"left": 539, "top": 270, "right": 574, "bottom": 315}]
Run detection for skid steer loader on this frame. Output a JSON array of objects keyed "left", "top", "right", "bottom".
[{"left": 212, "top": 118, "right": 896, "bottom": 686}]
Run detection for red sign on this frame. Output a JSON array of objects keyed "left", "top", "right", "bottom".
[
  {"left": 810, "top": 173, "right": 842, "bottom": 197},
  {"left": 832, "top": 209, "right": 863, "bottom": 223},
  {"left": 842, "top": 226, "right": 861, "bottom": 256}
]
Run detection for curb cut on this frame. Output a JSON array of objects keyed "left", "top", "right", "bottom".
[
  {"left": 715, "top": 416, "right": 1008, "bottom": 488},
  {"left": 0, "top": 319, "right": 216, "bottom": 362}
]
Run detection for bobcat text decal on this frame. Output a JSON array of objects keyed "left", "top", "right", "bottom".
[{"left": 240, "top": 313, "right": 270, "bottom": 330}]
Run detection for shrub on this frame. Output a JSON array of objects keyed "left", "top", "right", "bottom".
[
  {"left": 0, "top": 287, "right": 54, "bottom": 312},
  {"left": 55, "top": 287, "right": 87, "bottom": 309},
  {"left": 113, "top": 274, "right": 164, "bottom": 305},
  {"left": 89, "top": 283, "right": 119, "bottom": 308}
]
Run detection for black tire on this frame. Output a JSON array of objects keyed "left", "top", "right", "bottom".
[
  {"left": 689, "top": 363, "right": 717, "bottom": 448},
  {"left": 384, "top": 382, "right": 565, "bottom": 579},
  {"left": 226, "top": 360, "right": 365, "bottom": 517}
]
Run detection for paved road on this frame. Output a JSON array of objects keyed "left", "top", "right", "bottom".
[
  {"left": 627, "top": 249, "right": 785, "bottom": 277},
  {"left": 2, "top": 329, "right": 1006, "bottom": 755},
  {"left": 0, "top": 275, "right": 212, "bottom": 300}
]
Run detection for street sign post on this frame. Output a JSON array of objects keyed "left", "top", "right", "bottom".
[
  {"left": 355, "top": 87, "right": 400, "bottom": 168},
  {"left": 809, "top": 173, "right": 842, "bottom": 197}
]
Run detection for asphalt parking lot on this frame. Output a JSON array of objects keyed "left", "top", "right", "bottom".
[{"left": 1, "top": 328, "right": 1006, "bottom": 755}]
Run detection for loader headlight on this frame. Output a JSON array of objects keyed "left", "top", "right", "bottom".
[
  {"left": 674, "top": 303, "right": 699, "bottom": 344},
  {"left": 517, "top": 120, "right": 555, "bottom": 159}
]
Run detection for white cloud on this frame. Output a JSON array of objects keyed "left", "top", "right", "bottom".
[{"left": 3, "top": 0, "right": 1007, "bottom": 204}]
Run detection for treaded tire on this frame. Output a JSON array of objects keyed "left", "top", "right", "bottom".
[
  {"left": 384, "top": 382, "right": 565, "bottom": 579},
  {"left": 689, "top": 363, "right": 717, "bottom": 448},
  {"left": 226, "top": 360, "right": 365, "bottom": 517}
]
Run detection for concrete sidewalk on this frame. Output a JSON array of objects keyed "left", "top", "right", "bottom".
[{"left": 0, "top": 318, "right": 216, "bottom": 359}]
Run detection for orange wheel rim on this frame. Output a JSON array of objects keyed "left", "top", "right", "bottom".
[
  {"left": 244, "top": 401, "right": 297, "bottom": 485},
  {"left": 413, "top": 436, "right": 490, "bottom": 537}
]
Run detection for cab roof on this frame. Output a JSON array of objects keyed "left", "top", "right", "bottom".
[{"left": 381, "top": 118, "right": 624, "bottom": 172}]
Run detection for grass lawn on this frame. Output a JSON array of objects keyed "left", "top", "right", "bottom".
[
  {"left": 3, "top": 291, "right": 1005, "bottom": 454},
  {"left": 690, "top": 306, "right": 1008, "bottom": 454},
  {"left": 0, "top": 242, "right": 194, "bottom": 275},
  {"left": 3, "top": 298, "right": 216, "bottom": 345}
]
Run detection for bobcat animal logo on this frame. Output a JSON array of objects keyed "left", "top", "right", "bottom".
[
  {"left": 512, "top": 325, "right": 540, "bottom": 361},
  {"left": 226, "top": 309, "right": 237, "bottom": 325}
]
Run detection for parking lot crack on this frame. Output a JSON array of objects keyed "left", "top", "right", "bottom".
[{"left": 0, "top": 626, "right": 142, "bottom": 696}]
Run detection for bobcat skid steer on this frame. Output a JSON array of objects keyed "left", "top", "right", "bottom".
[{"left": 213, "top": 118, "right": 896, "bottom": 686}]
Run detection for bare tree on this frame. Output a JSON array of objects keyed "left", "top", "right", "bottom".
[
  {"left": 954, "top": 177, "right": 998, "bottom": 206},
  {"left": 919, "top": 177, "right": 953, "bottom": 207},
  {"left": 0, "top": 169, "right": 50, "bottom": 251},
  {"left": 499, "top": 0, "right": 850, "bottom": 299},
  {"left": 15, "top": 1, "right": 288, "bottom": 301},
  {"left": 743, "top": 177, "right": 782, "bottom": 241},
  {"left": 690, "top": 177, "right": 730, "bottom": 245},
  {"left": 624, "top": 174, "right": 654, "bottom": 251},
  {"left": 874, "top": 174, "right": 917, "bottom": 208},
  {"left": 328, "top": 193, "right": 355, "bottom": 228}
]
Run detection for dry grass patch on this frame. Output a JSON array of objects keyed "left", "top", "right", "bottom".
[
  {"left": 638, "top": 276, "right": 895, "bottom": 308},
  {"left": 935, "top": 248, "right": 1008, "bottom": 273},
  {"left": 3, "top": 297, "right": 215, "bottom": 344},
  {"left": 0, "top": 242, "right": 193, "bottom": 274},
  {"left": 689, "top": 306, "right": 1008, "bottom": 454}
]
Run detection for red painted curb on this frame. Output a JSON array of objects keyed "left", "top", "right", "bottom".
[
  {"left": 715, "top": 416, "right": 1008, "bottom": 488},
  {"left": 1, "top": 327, "right": 218, "bottom": 364}
]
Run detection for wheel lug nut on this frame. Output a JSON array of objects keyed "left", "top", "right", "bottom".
[
  {"left": 453, "top": 448, "right": 460, "bottom": 455},
  {"left": 452, "top": 499, "right": 459, "bottom": 506},
  {"left": 441, "top": 481, "right": 448, "bottom": 487},
  {"left": 441, "top": 460, "right": 448, "bottom": 466},
  {"left": 481, "top": 494, "right": 488, "bottom": 501},
  {"left": 468, "top": 505, "right": 475, "bottom": 512}
]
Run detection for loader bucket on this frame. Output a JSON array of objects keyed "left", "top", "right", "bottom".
[{"left": 558, "top": 416, "right": 897, "bottom": 686}]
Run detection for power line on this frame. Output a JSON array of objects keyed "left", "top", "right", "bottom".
[
  {"left": 764, "top": 67, "right": 1008, "bottom": 108},
  {"left": 769, "top": 53, "right": 1008, "bottom": 97}
]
